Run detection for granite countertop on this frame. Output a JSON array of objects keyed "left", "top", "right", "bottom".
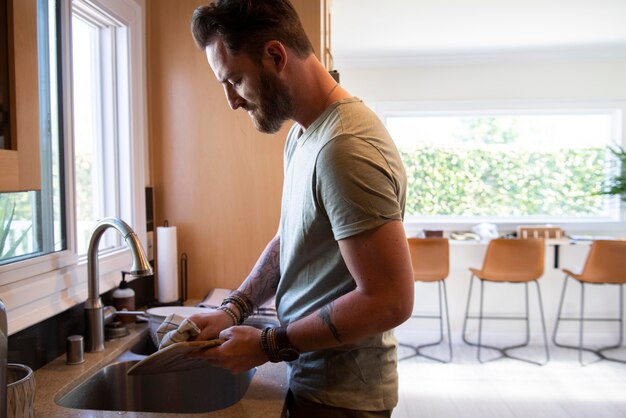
[{"left": 34, "top": 323, "right": 288, "bottom": 417}]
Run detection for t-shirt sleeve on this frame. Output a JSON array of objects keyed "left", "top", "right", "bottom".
[{"left": 315, "top": 135, "right": 404, "bottom": 240}]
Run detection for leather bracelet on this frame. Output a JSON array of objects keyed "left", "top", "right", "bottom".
[
  {"left": 217, "top": 306, "right": 238, "bottom": 326},
  {"left": 260, "top": 326, "right": 300, "bottom": 363},
  {"left": 274, "top": 326, "right": 300, "bottom": 362}
]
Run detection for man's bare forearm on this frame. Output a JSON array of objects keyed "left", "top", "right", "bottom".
[
  {"left": 237, "top": 235, "right": 281, "bottom": 309},
  {"left": 318, "top": 301, "right": 343, "bottom": 343},
  {"left": 290, "top": 286, "right": 408, "bottom": 351}
]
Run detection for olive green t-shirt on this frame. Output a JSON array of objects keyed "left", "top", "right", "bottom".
[{"left": 276, "top": 97, "right": 407, "bottom": 411}]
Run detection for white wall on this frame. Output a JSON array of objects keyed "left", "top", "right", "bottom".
[
  {"left": 339, "top": 56, "right": 626, "bottom": 104},
  {"left": 339, "top": 55, "right": 626, "bottom": 343}
]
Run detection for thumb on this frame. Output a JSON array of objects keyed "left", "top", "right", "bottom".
[{"left": 218, "top": 326, "right": 234, "bottom": 341}]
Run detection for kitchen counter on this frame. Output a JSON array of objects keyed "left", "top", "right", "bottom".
[{"left": 34, "top": 323, "right": 288, "bottom": 417}]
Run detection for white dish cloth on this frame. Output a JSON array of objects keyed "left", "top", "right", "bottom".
[{"left": 155, "top": 313, "right": 201, "bottom": 350}]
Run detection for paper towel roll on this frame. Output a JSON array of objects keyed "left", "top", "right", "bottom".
[{"left": 157, "top": 226, "right": 179, "bottom": 303}]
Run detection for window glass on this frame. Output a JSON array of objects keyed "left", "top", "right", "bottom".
[
  {"left": 72, "top": 15, "right": 101, "bottom": 255},
  {"left": 72, "top": 1, "right": 131, "bottom": 256},
  {"left": 0, "top": 193, "right": 38, "bottom": 262},
  {"left": 385, "top": 107, "right": 620, "bottom": 222}
]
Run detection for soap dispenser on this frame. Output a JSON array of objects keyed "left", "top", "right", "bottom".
[{"left": 112, "top": 271, "right": 136, "bottom": 324}]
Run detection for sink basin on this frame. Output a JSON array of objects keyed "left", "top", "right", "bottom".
[
  {"left": 56, "top": 337, "right": 256, "bottom": 413},
  {"left": 129, "top": 334, "right": 158, "bottom": 356}
]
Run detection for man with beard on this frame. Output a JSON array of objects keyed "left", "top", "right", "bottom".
[{"left": 187, "top": 1, "right": 414, "bottom": 417}]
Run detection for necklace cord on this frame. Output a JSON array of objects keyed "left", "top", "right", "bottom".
[{"left": 323, "top": 83, "right": 339, "bottom": 107}]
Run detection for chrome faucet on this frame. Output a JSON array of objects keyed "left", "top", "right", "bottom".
[
  {"left": 0, "top": 297, "right": 6, "bottom": 418},
  {"left": 85, "top": 218, "right": 153, "bottom": 352}
]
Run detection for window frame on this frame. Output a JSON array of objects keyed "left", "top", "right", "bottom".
[
  {"left": 0, "top": 0, "right": 148, "bottom": 335},
  {"left": 376, "top": 99, "right": 626, "bottom": 236}
]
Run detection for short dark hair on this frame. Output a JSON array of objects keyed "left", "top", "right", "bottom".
[{"left": 191, "top": 0, "right": 314, "bottom": 61}]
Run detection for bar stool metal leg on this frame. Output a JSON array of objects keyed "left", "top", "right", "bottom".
[
  {"left": 553, "top": 277, "right": 626, "bottom": 366},
  {"left": 442, "top": 280, "right": 453, "bottom": 363},
  {"left": 529, "top": 282, "right": 551, "bottom": 364},
  {"left": 399, "top": 280, "right": 453, "bottom": 363},
  {"left": 463, "top": 278, "right": 549, "bottom": 366},
  {"left": 462, "top": 274, "right": 476, "bottom": 348},
  {"left": 579, "top": 282, "right": 586, "bottom": 365},
  {"left": 552, "top": 273, "right": 569, "bottom": 347},
  {"left": 478, "top": 279, "right": 485, "bottom": 363}
]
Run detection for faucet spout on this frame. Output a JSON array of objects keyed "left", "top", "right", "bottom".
[{"left": 85, "top": 218, "right": 153, "bottom": 352}]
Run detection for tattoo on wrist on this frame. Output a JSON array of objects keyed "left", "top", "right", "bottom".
[{"left": 319, "top": 302, "right": 343, "bottom": 343}]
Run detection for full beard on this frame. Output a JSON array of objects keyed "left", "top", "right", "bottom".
[{"left": 249, "top": 68, "right": 294, "bottom": 134}]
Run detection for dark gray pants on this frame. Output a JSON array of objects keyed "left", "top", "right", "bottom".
[{"left": 287, "top": 390, "right": 392, "bottom": 418}]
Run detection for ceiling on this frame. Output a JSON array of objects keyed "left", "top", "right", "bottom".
[{"left": 330, "top": 0, "right": 626, "bottom": 65}]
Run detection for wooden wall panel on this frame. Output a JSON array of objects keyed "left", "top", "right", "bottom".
[{"left": 147, "top": 0, "right": 322, "bottom": 297}]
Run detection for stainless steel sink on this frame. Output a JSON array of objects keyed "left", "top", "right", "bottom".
[
  {"left": 129, "top": 334, "right": 158, "bottom": 356},
  {"left": 56, "top": 335, "right": 256, "bottom": 413}
]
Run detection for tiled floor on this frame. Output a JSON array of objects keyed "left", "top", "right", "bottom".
[{"left": 393, "top": 326, "right": 626, "bottom": 418}]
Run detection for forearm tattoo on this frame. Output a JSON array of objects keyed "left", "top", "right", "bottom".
[
  {"left": 240, "top": 236, "right": 281, "bottom": 309},
  {"left": 319, "top": 302, "right": 343, "bottom": 343}
]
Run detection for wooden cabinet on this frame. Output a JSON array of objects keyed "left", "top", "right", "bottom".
[{"left": 0, "top": 0, "right": 40, "bottom": 192}]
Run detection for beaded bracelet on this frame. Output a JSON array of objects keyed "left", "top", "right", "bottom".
[
  {"left": 231, "top": 291, "right": 254, "bottom": 315},
  {"left": 268, "top": 327, "right": 278, "bottom": 359},
  {"left": 260, "top": 327, "right": 282, "bottom": 363},
  {"left": 217, "top": 305, "right": 238, "bottom": 326},
  {"left": 260, "top": 327, "right": 273, "bottom": 361},
  {"left": 222, "top": 297, "right": 248, "bottom": 324},
  {"left": 221, "top": 291, "right": 254, "bottom": 324}
]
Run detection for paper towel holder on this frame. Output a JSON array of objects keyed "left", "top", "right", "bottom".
[{"left": 180, "top": 252, "right": 188, "bottom": 303}]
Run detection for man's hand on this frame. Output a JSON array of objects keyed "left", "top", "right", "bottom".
[
  {"left": 188, "top": 310, "right": 236, "bottom": 341},
  {"left": 188, "top": 325, "right": 268, "bottom": 374}
]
